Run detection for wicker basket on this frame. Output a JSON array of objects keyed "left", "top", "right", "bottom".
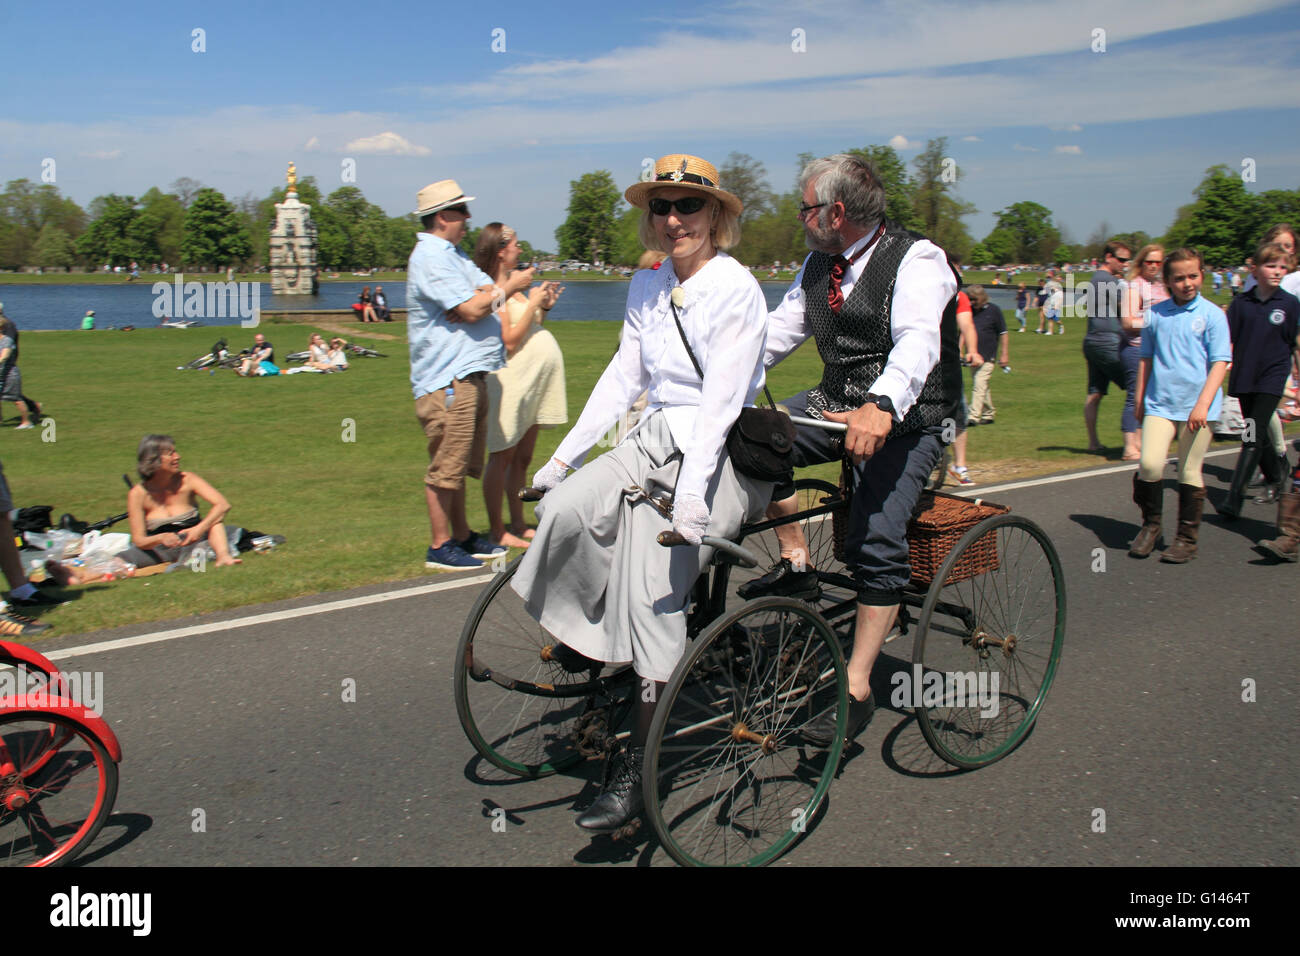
[{"left": 831, "top": 470, "right": 1009, "bottom": 587}]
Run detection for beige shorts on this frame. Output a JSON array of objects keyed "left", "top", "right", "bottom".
[{"left": 415, "top": 371, "right": 488, "bottom": 490}]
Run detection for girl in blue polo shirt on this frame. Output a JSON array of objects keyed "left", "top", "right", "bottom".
[{"left": 1129, "top": 248, "right": 1231, "bottom": 563}]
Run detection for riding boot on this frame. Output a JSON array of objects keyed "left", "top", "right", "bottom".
[
  {"left": 1259, "top": 491, "right": 1300, "bottom": 562},
  {"left": 1219, "top": 444, "right": 1262, "bottom": 519},
  {"left": 1160, "top": 484, "right": 1205, "bottom": 563},
  {"left": 575, "top": 744, "right": 644, "bottom": 832},
  {"left": 1128, "top": 476, "right": 1164, "bottom": 558}
]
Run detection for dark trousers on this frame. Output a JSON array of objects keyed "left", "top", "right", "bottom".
[
  {"left": 775, "top": 390, "right": 945, "bottom": 605},
  {"left": 1236, "top": 392, "right": 1285, "bottom": 483}
]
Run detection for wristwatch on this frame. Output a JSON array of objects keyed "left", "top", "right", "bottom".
[{"left": 864, "top": 393, "right": 895, "bottom": 416}]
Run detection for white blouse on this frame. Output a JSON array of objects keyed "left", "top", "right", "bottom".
[
  {"left": 554, "top": 253, "right": 768, "bottom": 502},
  {"left": 764, "top": 231, "right": 958, "bottom": 420}
]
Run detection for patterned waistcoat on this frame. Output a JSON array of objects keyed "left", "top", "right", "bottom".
[{"left": 802, "top": 225, "right": 962, "bottom": 440}]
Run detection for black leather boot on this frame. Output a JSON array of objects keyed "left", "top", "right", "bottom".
[
  {"left": 1219, "top": 445, "right": 1261, "bottom": 520},
  {"left": 576, "top": 745, "right": 644, "bottom": 832}
]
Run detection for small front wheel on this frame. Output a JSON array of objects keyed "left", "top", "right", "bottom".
[{"left": 644, "top": 597, "right": 847, "bottom": 866}]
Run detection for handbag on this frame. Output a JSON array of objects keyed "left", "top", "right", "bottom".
[{"left": 669, "top": 298, "right": 795, "bottom": 482}]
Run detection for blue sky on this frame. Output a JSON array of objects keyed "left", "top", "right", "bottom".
[{"left": 2, "top": 0, "right": 1297, "bottom": 254}]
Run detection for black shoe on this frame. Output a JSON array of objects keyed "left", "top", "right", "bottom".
[
  {"left": 803, "top": 692, "right": 875, "bottom": 747},
  {"left": 737, "top": 558, "right": 820, "bottom": 601},
  {"left": 576, "top": 746, "right": 644, "bottom": 832},
  {"left": 546, "top": 641, "right": 601, "bottom": 675},
  {"left": 6, "top": 589, "right": 65, "bottom": 607}
]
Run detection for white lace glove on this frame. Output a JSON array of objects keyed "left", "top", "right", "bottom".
[
  {"left": 672, "top": 493, "right": 710, "bottom": 545},
  {"left": 532, "top": 459, "right": 570, "bottom": 492}
]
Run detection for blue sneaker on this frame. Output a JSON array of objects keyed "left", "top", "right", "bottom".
[
  {"left": 458, "top": 531, "right": 507, "bottom": 559},
  {"left": 425, "top": 541, "right": 483, "bottom": 570}
]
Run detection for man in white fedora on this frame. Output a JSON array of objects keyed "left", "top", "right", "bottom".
[{"left": 408, "top": 179, "right": 535, "bottom": 570}]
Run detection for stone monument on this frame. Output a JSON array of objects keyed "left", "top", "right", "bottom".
[{"left": 269, "top": 162, "right": 319, "bottom": 294}]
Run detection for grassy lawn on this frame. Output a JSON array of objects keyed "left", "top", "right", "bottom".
[{"left": 3, "top": 313, "right": 1280, "bottom": 638}]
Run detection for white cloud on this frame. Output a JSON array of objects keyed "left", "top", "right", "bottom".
[
  {"left": 303, "top": 136, "right": 321, "bottom": 151},
  {"left": 1055, "top": 145, "right": 1083, "bottom": 154},
  {"left": 1050, "top": 123, "right": 1084, "bottom": 132},
  {"left": 343, "top": 131, "right": 430, "bottom": 156},
  {"left": 888, "top": 134, "right": 920, "bottom": 150},
  {"left": 962, "top": 135, "right": 982, "bottom": 142},
  {"left": 79, "top": 149, "right": 121, "bottom": 160},
  {"left": 1013, "top": 144, "right": 1039, "bottom": 152}
]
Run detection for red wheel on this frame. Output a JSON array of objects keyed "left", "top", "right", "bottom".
[{"left": 0, "top": 711, "right": 118, "bottom": 866}]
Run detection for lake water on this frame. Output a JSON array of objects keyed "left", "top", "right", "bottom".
[{"left": 0, "top": 278, "right": 1030, "bottom": 331}]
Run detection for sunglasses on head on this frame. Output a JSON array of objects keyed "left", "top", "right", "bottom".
[{"left": 648, "top": 196, "right": 707, "bottom": 216}]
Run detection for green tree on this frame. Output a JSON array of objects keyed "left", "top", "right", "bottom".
[
  {"left": 719, "top": 152, "right": 774, "bottom": 222},
  {"left": 1256, "top": 189, "right": 1300, "bottom": 232},
  {"left": 845, "top": 146, "right": 920, "bottom": 230},
  {"left": 555, "top": 171, "right": 621, "bottom": 263},
  {"left": 33, "top": 224, "right": 76, "bottom": 270},
  {"left": 967, "top": 242, "right": 991, "bottom": 266},
  {"left": 1052, "top": 244, "right": 1077, "bottom": 266},
  {"left": 983, "top": 201, "right": 1059, "bottom": 263},
  {"left": 1162, "top": 165, "right": 1260, "bottom": 265},
  {"left": 0, "top": 180, "right": 86, "bottom": 267},
  {"left": 130, "top": 187, "right": 185, "bottom": 265},
  {"left": 609, "top": 205, "right": 646, "bottom": 267},
  {"left": 911, "top": 137, "right": 975, "bottom": 258},
  {"left": 180, "top": 187, "right": 252, "bottom": 269},
  {"left": 75, "top": 194, "right": 142, "bottom": 267}
]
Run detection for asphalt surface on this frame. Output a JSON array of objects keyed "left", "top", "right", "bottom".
[{"left": 27, "top": 451, "right": 1298, "bottom": 867}]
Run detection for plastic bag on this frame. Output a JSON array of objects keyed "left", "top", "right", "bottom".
[
  {"left": 80, "top": 530, "right": 131, "bottom": 563},
  {"left": 68, "top": 555, "right": 136, "bottom": 581},
  {"left": 24, "top": 528, "right": 83, "bottom": 559}
]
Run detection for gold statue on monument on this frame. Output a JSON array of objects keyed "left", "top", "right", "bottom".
[{"left": 286, "top": 162, "right": 297, "bottom": 193}]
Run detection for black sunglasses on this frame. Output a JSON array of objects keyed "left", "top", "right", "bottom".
[
  {"left": 648, "top": 196, "right": 707, "bottom": 216},
  {"left": 445, "top": 204, "right": 469, "bottom": 217}
]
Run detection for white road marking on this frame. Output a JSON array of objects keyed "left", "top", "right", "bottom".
[
  {"left": 44, "top": 573, "right": 495, "bottom": 662},
  {"left": 40, "top": 444, "right": 1264, "bottom": 661}
]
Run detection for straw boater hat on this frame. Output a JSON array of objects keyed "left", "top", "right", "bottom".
[
  {"left": 414, "top": 180, "right": 476, "bottom": 217},
  {"left": 624, "top": 154, "right": 743, "bottom": 217}
]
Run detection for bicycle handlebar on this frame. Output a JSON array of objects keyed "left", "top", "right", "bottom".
[
  {"left": 657, "top": 530, "right": 759, "bottom": 568},
  {"left": 787, "top": 415, "right": 847, "bottom": 433}
]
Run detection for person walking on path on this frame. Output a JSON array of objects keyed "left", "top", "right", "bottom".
[
  {"left": 407, "top": 179, "right": 534, "bottom": 570},
  {"left": 1219, "top": 242, "right": 1300, "bottom": 523},
  {"left": 1129, "top": 248, "right": 1230, "bottom": 563},
  {"left": 1121, "top": 245, "right": 1169, "bottom": 460},
  {"left": 966, "top": 285, "right": 1009, "bottom": 426},
  {"left": 1084, "top": 240, "right": 1134, "bottom": 454}
]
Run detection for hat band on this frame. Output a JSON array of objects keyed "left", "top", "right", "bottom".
[{"left": 656, "top": 171, "right": 716, "bottom": 188}]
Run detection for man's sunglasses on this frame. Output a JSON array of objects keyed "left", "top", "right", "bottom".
[
  {"left": 648, "top": 196, "right": 707, "bottom": 216},
  {"left": 445, "top": 204, "right": 469, "bottom": 217}
]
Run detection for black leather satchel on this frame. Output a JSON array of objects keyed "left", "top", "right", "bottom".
[{"left": 669, "top": 299, "right": 795, "bottom": 482}]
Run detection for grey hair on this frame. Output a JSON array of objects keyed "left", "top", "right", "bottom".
[
  {"left": 799, "top": 154, "right": 886, "bottom": 230},
  {"left": 137, "top": 433, "right": 176, "bottom": 480},
  {"left": 968, "top": 285, "right": 989, "bottom": 309}
]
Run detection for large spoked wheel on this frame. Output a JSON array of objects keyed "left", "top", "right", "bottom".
[
  {"left": 913, "top": 514, "right": 1066, "bottom": 770},
  {"left": 455, "top": 557, "right": 633, "bottom": 779},
  {"left": 0, "top": 711, "right": 118, "bottom": 867},
  {"left": 644, "top": 597, "right": 848, "bottom": 867}
]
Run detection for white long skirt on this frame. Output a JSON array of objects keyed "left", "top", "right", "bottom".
[{"left": 510, "top": 411, "right": 771, "bottom": 682}]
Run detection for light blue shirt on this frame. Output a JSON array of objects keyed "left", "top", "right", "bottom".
[
  {"left": 1139, "top": 294, "right": 1231, "bottom": 421},
  {"left": 406, "top": 233, "right": 503, "bottom": 398}
]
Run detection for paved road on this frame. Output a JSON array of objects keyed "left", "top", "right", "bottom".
[{"left": 31, "top": 452, "right": 1297, "bottom": 866}]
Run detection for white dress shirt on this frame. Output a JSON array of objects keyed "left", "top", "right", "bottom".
[
  {"left": 765, "top": 230, "right": 957, "bottom": 419},
  {"left": 554, "top": 252, "right": 768, "bottom": 502}
]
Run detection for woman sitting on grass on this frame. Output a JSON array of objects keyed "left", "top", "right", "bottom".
[
  {"left": 306, "top": 333, "right": 338, "bottom": 372},
  {"left": 116, "top": 434, "right": 243, "bottom": 569},
  {"left": 327, "top": 337, "right": 349, "bottom": 370}
]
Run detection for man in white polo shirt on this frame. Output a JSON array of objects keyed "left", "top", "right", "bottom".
[{"left": 408, "top": 180, "right": 535, "bottom": 569}]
